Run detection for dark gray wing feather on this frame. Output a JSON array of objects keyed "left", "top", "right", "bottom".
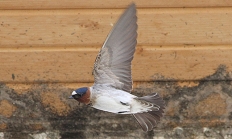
[{"left": 93, "top": 3, "right": 137, "bottom": 92}]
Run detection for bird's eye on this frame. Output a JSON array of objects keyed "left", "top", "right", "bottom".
[{"left": 73, "top": 94, "right": 82, "bottom": 99}]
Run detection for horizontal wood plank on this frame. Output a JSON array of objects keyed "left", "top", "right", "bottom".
[
  {"left": 0, "top": 8, "right": 232, "bottom": 47},
  {"left": 0, "top": 0, "right": 232, "bottom": 9},
  {"left": 0, "top": 45, "right": 232, "bottom": 83}
]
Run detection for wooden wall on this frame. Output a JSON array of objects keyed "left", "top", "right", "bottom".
[
  {"left": 1, "top": 1, "right": 232, "bottom": 138},
  {"left": 0, "top": 1, "right": 232, "bottom": 83}
]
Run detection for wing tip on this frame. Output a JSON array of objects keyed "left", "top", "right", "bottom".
[
  {"left": 128, "top": 2, "right": 136, "bottom": 8},
  {"left": 122, "top": 2, "right": 136, "bottom": 17},
  {"left": 129, "top": 3, "right": 136, "bottom": 13}
]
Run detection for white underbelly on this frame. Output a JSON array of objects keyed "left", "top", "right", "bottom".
[{"left": 92, "top": 95, "right": 131, "bottom": 114}]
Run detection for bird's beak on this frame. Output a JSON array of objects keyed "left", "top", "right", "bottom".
[{"left": 69, "top": 96, "right": 74, "bottom": 99}]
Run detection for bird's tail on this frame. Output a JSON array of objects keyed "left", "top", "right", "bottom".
[{"left": 132, "top": 93, "right": 165, "bottom": 132}]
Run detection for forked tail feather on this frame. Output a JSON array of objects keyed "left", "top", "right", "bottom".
[{"left": 133, "top": 93, "right": 165, "bottom": 131}]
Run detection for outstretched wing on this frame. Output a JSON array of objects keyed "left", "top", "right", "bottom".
[{"left": 93, "top": 3, "right": 137, "bottom": 92}]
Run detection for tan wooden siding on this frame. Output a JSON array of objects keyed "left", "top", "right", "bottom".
[
  {"left": 0, "top": 45, "right": 232, "bottom": 83},
  {"left": 0, "top": 0, "right": 232, "bottom": 9},
  {"left": 0, "top": 8, "right": 232, "bottom": 47},
  {"left": 0, "top": 8, "right": 232, "bottom": 83}
]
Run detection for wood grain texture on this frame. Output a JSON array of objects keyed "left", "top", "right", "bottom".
[
  {"left": 0, "top": 0, "right": 232, "bottom": 9},
  {"left": 0, "top": 45, "right": 232, "bottom": 83},
  {"left": 0, "top": 8, "right": 232, "bottom": 47}
]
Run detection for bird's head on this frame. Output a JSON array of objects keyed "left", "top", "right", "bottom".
[
  {"left": 69, "top": 87, "right": 88, "bottom": 100},
  {"left": 69, "top": 87, "right": 90, "bottom": 104}
]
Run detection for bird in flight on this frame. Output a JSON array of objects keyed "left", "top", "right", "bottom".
[{"left": 69, "top": 3, "right": 165, "bottom": 132}]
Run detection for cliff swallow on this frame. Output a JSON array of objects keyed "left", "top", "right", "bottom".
[{"left": 70, "top": 3, "right": 165, "bottom": 132}]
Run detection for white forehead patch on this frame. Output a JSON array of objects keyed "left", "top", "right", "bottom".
[{"left": 72, "top": 91, "right": 77, "bottom": 95}]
